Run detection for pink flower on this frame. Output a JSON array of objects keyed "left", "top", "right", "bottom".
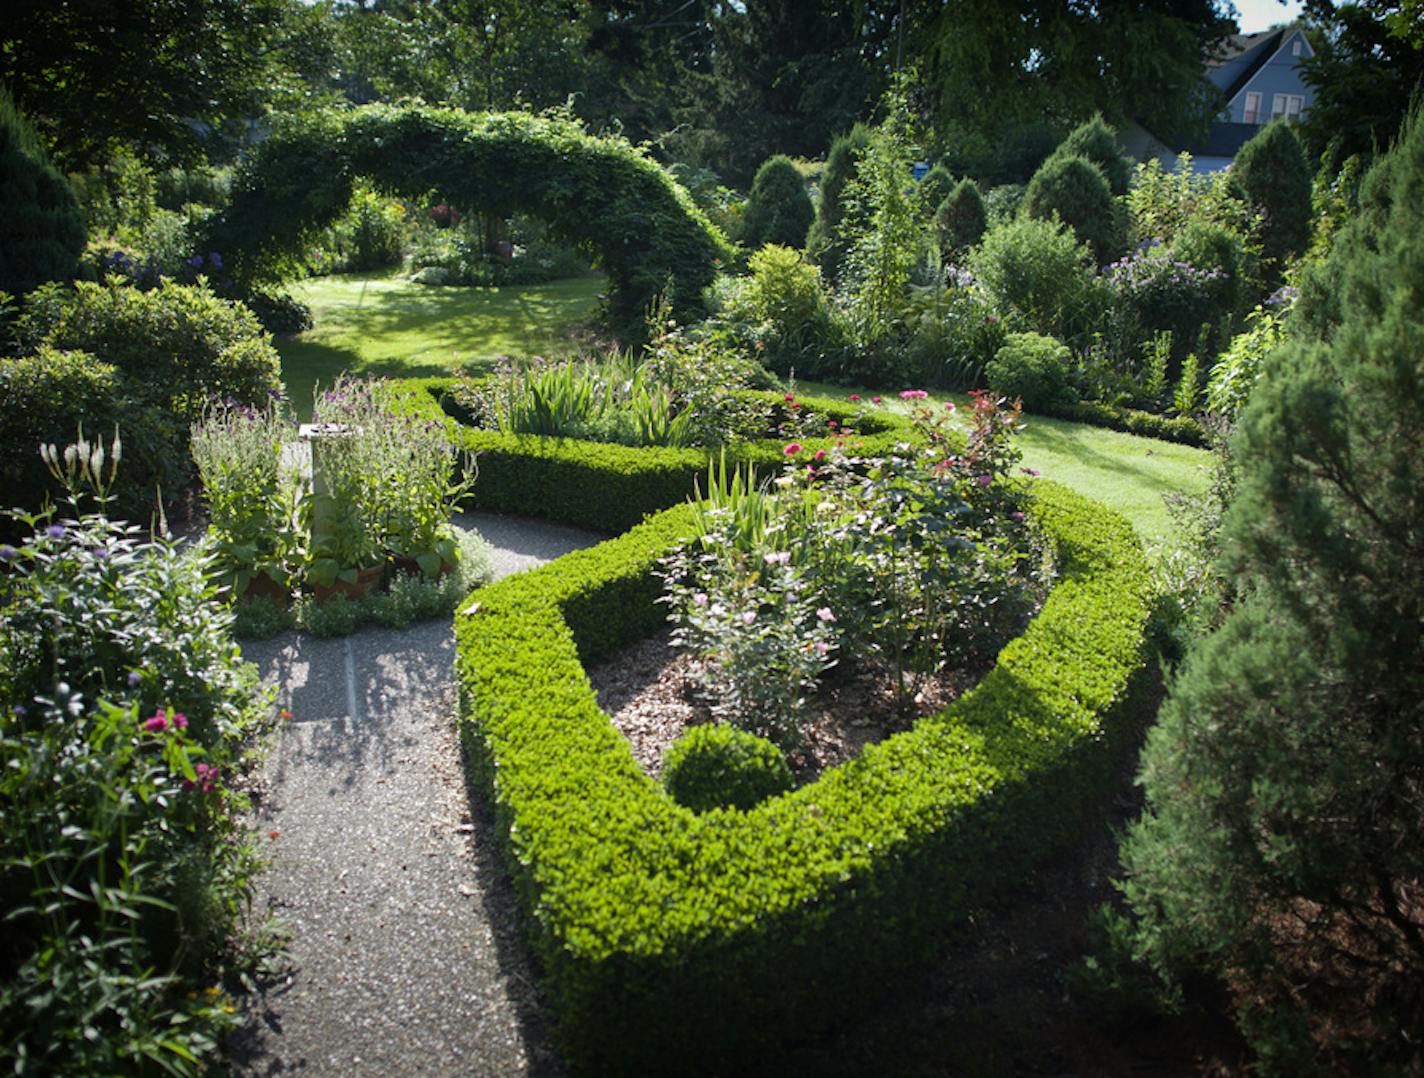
[
  {"left": 871, "top": 396, "right": 883, "bottom": 404},
  {"left": 784, "top": 442, "right": 802, "bottom": 455},
  {"left": 784, "top": 393, "right": 795, "bottom": 402},
  {"left": 1021, "top": 467, "right": 1041, "bottom": 476},
  {"left": 171, "top": 712, "right": 188, "bottom": 730},
  {"left": 816, "top": 607, "right": 836, "bottom": 623},
  {"left": 693, "top": 592, "right": 708, "bottom": 606},
  {"left": 944, "top": 402, "right": 956, "bottom": 413},
  {"left": 900, "top": 389, "right": 929, "bottom": 400},
  {"left": 741, "top": 610, "right": 757, "bottom": 625},
  {"left": 143, "top": 712, "right": 167, "bottom": 732},
  {"left": 814, "top": 449, "right": 827, "bottom": 461},
  {"left": 977, "top": 474, "right": 993, "bottom": 486},
  {"left": 848, "top": 394, "right": 861, "bottom": 402},
  {"left": 814, "top": 641, "right": 830, "bottom": 656},
  {"left": 1011, "top": 511, "right": 1026, "bottom": 521}
]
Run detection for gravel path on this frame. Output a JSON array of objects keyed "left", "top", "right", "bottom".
[{"left": 231, "top": 511, "right": 601, "bottom": 1077}]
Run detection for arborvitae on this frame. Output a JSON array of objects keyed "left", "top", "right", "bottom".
[
  {"left": 0, "top": 87, "right": 85, "bottom": 296},
  {"left": 935, "top": 178, "right": 987, "bottom": 257},
  {"left": 1055, "top": 113, "right": 1132, "bottom": 196},
  {"left": 1121, "top": 110, "right": 1424, "bottom": 1072},
  {"left": 1023, "top": 152, "right": 1122, "bottom": 263},
  {"left": 806, "top": 123, "right": 871, "bottom": 281},
  {"left": 918, "top": 163, "right": 955, "bottom": 217},
  {"left": 1232, "top": 120, "right": 1313, "bottom": 280},
  {"left": 739, "top": 155, "right": 814, "bottom": 251}
]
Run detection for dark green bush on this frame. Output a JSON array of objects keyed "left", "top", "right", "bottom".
[
  {"left": 986, "top": 332, "right": 1074, "bottom": 411},
  {"left": 740, "top": 155, "right": 815, "bottom": 251},
  {"left": 204, "top": 104, "right": 730, "bottom": 327},
  {"left": 935, "top": 178, "right": 988, "bottom": 257},
  {"left": 457, "top": 471, "right": 1153, "bottom": 1072},
  {"left": 1023, "top": 152, "right": 1123, "bottom": 264},
  {"left": 806, "top": 124, "right": 872, "bottom": 283},
  {"left": 662, "top": 724, "right": 794, "bottom": 812},
  {"left": 1055, "top": 398, "right": 1208, "bottom": 447},
  {"left": 1056, "top": 114, "right": 1131, "bottom": 197},
  {"left": 918, "top": 163, "right": 956, "bottom": 216},
  {"left": 1232, "top": 121, "right": 1312, "bottom": 283},
  {"left": 17, "top": 279, "right": 281, "bottom": 424},
  {"left": 0, "top": 347, "right": 180, "bottom": 525},
  {"left": 1121, "top": 107, "right": 1424, "bottom": 1073},
  {"left": 0, "top": 87, "right": 85, "bottom": 297},
  {"left": 1173, "top": 219, "right": 1247, "bottom": 334}
]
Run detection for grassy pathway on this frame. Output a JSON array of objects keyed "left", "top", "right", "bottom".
[{"left": 275, "top": 272, "right": 604, "bottom": 416}]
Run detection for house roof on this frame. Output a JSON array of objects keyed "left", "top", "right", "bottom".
[{"left": 1209, "top": 26, "right": 1294, "bottom": 102}]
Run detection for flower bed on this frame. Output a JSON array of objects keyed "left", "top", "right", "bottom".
[{"left": 454, "top": 443, "right": 1154, "bottom": 1072}]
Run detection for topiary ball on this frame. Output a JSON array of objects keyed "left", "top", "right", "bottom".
[
  {"left": 985, "top": 331, "right": 1074, "bottom": 412},
  {"left": 662, "top": 723, "right": 794, "bottom": 813}
]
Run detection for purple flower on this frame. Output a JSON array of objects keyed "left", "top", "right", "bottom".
[
  {"left": 1021, "top": 467, "right": 1041, "bottom": 477},
  {"left": 45, "top": 525, "right": 66, "bottom": 540},
  {"left": 127, "top": 671, "right": 142, "bottom": 688},
  {"left": 207, "top": 252, "right": 223, "bottom": 270},
  {"left": 0, "top": 545, "right": 15, "bottom": 560},
  {"left": 143, "top": 713, "right": 167, "bottom": 732},
  {"left": 976, "top": 474, "right": 992, "bottom": 486},
  {"left": 187, "top": 255, "right": 204, "bottom": 269},
  {"left": 13, "top": 704, "right": 26, "bottom": 718}
]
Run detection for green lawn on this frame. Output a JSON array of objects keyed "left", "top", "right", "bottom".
[
  {"left": 274, "top": 271, "right": 604, "bottom": 416},
  {"left": 795, "top": 380, "right": 1213, "bottom": 546}
]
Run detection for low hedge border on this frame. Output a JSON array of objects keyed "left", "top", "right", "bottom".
[
  {"left": 391, "top": 379, "right": 906, "bottom": 534},
  {"left": 1050, "top": 398, "right": 1209, "bottom": 447},
  {"left": 455, "top": 470, "right": 1154, "bottom": 1073}
]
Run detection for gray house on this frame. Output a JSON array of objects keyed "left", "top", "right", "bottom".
[{"left": 1123, "top": 24, "right": 1315, "bottom": 172}]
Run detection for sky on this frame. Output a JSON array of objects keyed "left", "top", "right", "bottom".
[{"left": 1231, "top": 0, "right": 1306, "bottom": 32}]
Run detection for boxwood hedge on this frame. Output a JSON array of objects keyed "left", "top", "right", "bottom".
[{"left": 454, "top": 428, "right": 1154, "bottom": 1071}]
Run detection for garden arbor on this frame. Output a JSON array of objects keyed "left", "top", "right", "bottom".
[{"left": 206, "top": 105, "right": 731, "bottom": 326}]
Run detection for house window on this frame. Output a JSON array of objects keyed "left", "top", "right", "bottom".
[
  {"left": 1292, "top": 37, "right": 1303, "bottom": 56},
  {"left": 1244, "top": 91, "right": 1262, "bottom": 124},
  {"left": 1272, "top": 93, "right": 1305, "bottom": 120}
]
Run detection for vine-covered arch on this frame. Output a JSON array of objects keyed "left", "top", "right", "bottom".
[{"left": 206, "top": 105, "right": 732, "bottom": 325}]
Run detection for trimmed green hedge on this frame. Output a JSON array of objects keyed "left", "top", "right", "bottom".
[
  {"left": 1052, "top": 398, "right": 1208, "bottom": 447},
  {"left": 204, "top": 104, "right": 733, "bottom": 325},
  {"left": 391, "top": 379, "right": 905, "bottom": 533},
  {"left": 456, "top": 463, "right": 1154, "bottom": 1072}
]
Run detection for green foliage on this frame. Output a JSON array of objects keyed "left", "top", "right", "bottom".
[
  {"left": 739, "top": 155, "right": 814, "bottom": 251},
  {"left": 457, "top": 462, "right": 1153, "bottom": 1071},
  {"left": 1121, "top": 108, "right": 1424, "bottom": 1071},
  {"left": 1205, "top": 304, "right": 1288, "bottom": 420},
  {"left": 1052, "top": 398, "right": 1208, "bottom": 447},
  {"left": 934, "top": 178, "right": 988, "bottom": 257},
  {"left": 1231, "top": 122, "right": 1313, "bottom": 282},
  {"left": 204, "top": 104, "right": 731, "bottom": 328},
  {"left": 1126, "top": 153, "right": 1256, "bottom": 247},
  {"left": 986, "top": 332, "right": 1073, "bottom": 412},
  {"left": 724, "top": 244, "right": 848, "bottom": 377},
  {"left": 17, "top": 279, "right": 281, "bottom": 425},
  {"left": 0, "top": 486, "right": 269, "bottom": 1072},
  {"left": 1023, "top": 153, "right": 1122, "bottom": 264},
  {"left": 918, "top": 163, "right": 956, "bottom": 215},
  {"left": 1056, "top": 114, "right": 1131, "bottom": 196},
  {"left": 1173, "top": 218, "right": 1246, "bottom": 325},
  {"left": 806, "top": 123, "right": 871, "bottom": 282},
  {"left": 1170, "top": 350, "right": 1201, "bottom": 417},
  {"left": 662, "top": 724, "right": 794, "bottom": 813},
  {"left": 0, "top": 88, "right": 85, "bottom": 297},
  {"left": 331, "top": 184, "right": 406, "bottom": 272},
  {"left": 0, "top": 348, "right": 181, "bottom": 526},
  {"left": 968, "top": 215, "right": 1101, "bottom": 343}
]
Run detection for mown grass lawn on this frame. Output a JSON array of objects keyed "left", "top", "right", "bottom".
[
  {"left": 795, "top": 380, "right": 1213, "bottom": 546},
  {"left": 274, "top": 271, "right": 605, "bottom": 416}
]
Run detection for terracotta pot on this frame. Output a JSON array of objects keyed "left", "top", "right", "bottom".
[
  {"left": 243, "top": 573, "right": 291, "bottom": 607},
  {"left": 311, "top": 563, "right": 384, "bottom": 605}
]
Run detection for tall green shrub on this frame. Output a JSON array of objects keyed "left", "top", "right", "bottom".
[
  {"left": 969, "top": 215, "right": 1101, "bottom": 343},
  {"left": 806, "top": 123, "right": 871, "bottom": 282},
  {"left": 1231, "top": 121, "right": 1312, "bottom": 281},
  {"left": 935, "top": 178, "right": 988, "bottom": 257},
  {"left": 1056, "top": 113, "right": 1132, "bottom": 196},
  {"left": 1023, "top": 152, "right": 1122, "bottom": 264},
  {"left": 918, "top": 163, "right": 956, "bottom": 216},
  {"left": 1121, "top": 112, "right": 1424, "bottom": 1072},
  {"left": 739, "top": 155, "right": 815, "bottom": 251},
  {"left": 0, "top": 87, "right": 85, "bottom": 296}
]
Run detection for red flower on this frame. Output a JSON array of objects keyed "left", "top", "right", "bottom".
[{"left": 784, "top": 442, "right": 802, "bottom": 455}]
